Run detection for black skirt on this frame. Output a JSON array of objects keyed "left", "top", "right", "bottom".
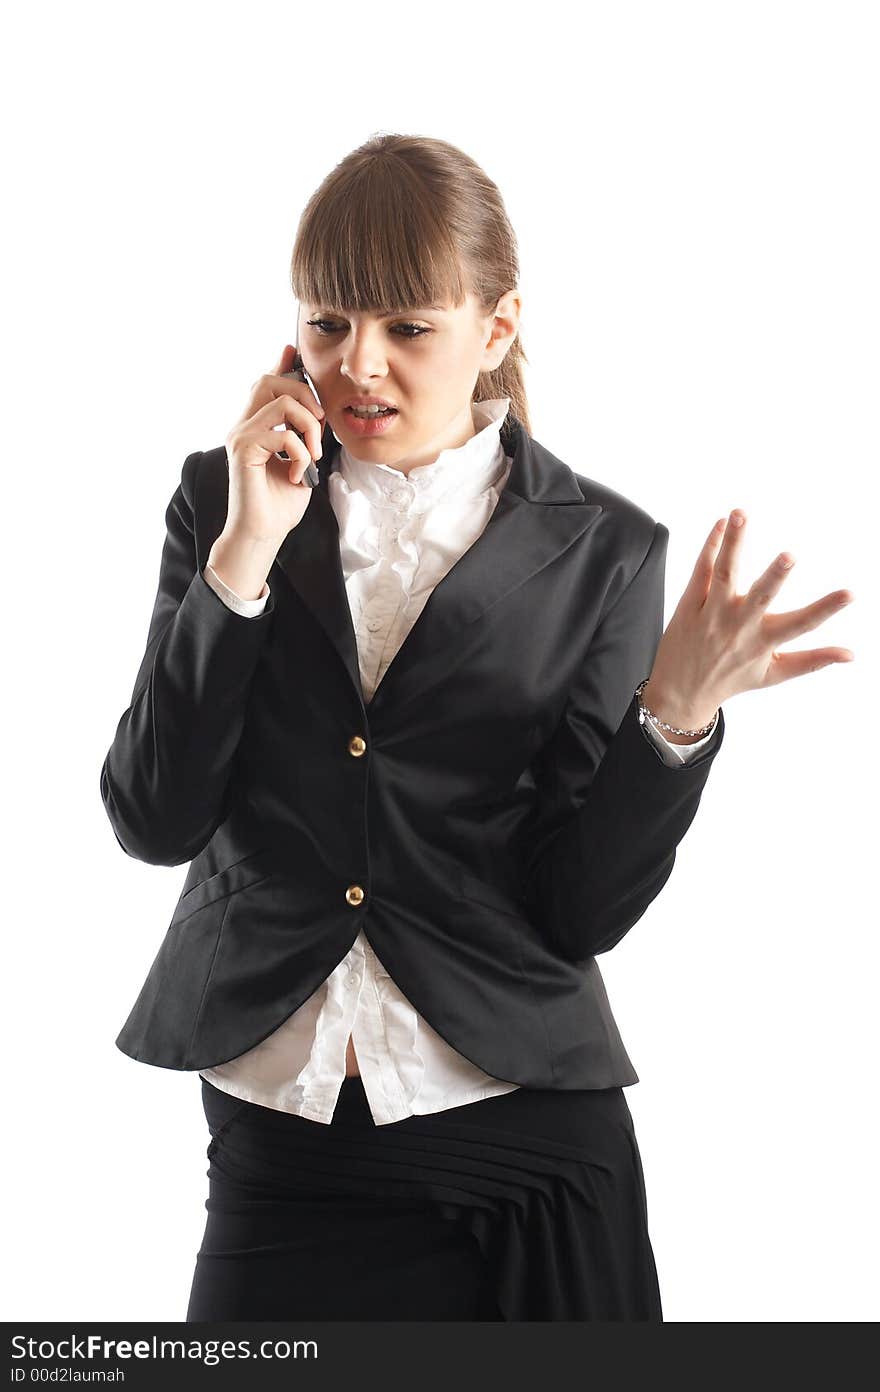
[{"left": 186, "top": 1074, "right": 663, "bottom": 1322}]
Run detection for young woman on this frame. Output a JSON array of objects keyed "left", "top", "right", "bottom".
[{"left": 102, "top": 133, "right": 854, "bottom": 1322}]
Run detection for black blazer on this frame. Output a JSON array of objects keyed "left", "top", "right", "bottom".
[{"left": 103, "top": 410, "right": 725, "bottom": 1089}]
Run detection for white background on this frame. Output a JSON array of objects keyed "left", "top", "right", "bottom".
[{"left": 3, "top": 0, "right": 876, "bottom": 1322}]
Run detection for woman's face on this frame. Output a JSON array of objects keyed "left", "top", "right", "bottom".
[{"left": 298, "top": 289, "right": 521, "bottom": 472}]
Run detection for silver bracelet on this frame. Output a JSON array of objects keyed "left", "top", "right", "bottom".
[{"left": 635, "top": 677, "right": 719, "bottom": 738}]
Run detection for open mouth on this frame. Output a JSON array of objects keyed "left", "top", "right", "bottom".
[{"left": 343, "top": 406, "right": 400, "bottom": 434}]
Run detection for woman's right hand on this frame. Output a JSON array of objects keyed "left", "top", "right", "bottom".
[{"left": 223, "top": 344, "right": 326, "bottom": 543}]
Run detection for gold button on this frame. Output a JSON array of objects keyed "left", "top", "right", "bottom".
[
  {"left": 345, "top": 884, "right": 365, "bottom": 906},
  {"left": 348, "top": 735, "right": 367, "bottom": 757}
]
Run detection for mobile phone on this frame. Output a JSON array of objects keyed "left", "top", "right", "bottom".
[{"left": 276, "top": 350, "right": 321, "bottom": 487}]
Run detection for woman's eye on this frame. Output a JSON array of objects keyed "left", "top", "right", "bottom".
[{"left": 306, "top": 319, "right": 430, "bottom": 339}]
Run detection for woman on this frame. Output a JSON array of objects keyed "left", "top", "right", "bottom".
[{"left": 101, "top": 133, "right": 854, "bottom": 1322}]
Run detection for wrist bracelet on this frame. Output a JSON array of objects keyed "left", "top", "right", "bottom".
[{"left": 635, "top": 677, "right": 719, "bottom": 738}]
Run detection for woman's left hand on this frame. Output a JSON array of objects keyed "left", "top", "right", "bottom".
[{"left": 642, "top": 508, "right": 856, "bottom": 731}]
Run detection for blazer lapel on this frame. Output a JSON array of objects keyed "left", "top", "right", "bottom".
[{"left": 197, "top": 412, "right": 602, "bottom": 717}]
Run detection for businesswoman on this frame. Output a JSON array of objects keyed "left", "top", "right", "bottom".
[{"left": 102, "top": 133, "right": 854, "bottom": 1322}]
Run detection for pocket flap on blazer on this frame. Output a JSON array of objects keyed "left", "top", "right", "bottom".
[{"left": 170, "top": 848, "right": 277, "bottom": 926}]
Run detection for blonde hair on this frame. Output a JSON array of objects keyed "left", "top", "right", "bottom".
[{"left": 290, "top": 132, "right": 531, "bottom": 436}]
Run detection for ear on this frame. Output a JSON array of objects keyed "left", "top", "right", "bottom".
[{"left": 483, "top": 289, "right": 522, "bottom": 368}]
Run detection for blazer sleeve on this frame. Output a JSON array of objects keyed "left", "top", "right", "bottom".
[
  {"left": 521, "top": 519, "right": 725, "bottom": 962},
  {"left": 99, "top": 450, "right": 277, "bottom": 866}
]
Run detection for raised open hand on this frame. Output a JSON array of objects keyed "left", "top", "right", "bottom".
[{"left": 642, "top": 508, "right": 856, "bottom": 731}]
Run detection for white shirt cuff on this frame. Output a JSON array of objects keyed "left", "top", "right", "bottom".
[
  {"left": 641, "top": 710, "right": 718, "bottom": 765},
  {"left": 203, "top": 561, "right": 270, "bottom": 617}
]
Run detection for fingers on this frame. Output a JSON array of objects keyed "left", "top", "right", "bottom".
[
  {"left": 255, "top": 393, "right": 324, "bottom": 463},
  {"left": 744, "top": 549, "right": 798, "bottom": 613},
  {"left": 680, "top": 514, "right": 730, "bottom": 609},
  {"left": 257, "top": 426, "right": 315, "bottom": 483},
  {"left": 761, "top": 645, "right": 856, "bottom": 688},
  {"left": 761, "top": 588, "right": 855, "bottom": 646},
  {"left": 273, "top": 344, "right": 293, "bottom": 374},
  {"left": 237, "top": 357, "right": 325, "bottom": 433},
  {"left": 272, "top": 431, "right": 319, "bottom": 485},
  {"left": 707, "top": 509, "right": 747, "bottom": 598},
  {"left": 269, "top": 371, "right": 325, "bottom": 420}
]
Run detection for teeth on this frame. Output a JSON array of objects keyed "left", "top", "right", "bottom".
[{"left": 351, "top": 404, "right": 392, "bottom": 417}]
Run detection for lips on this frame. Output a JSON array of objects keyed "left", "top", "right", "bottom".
[
  {"left": 341, "top": 398, "right": 398, "bottom": 411},
  {"left": 342, "top": 405, "right": 401, "bottom": 436}
]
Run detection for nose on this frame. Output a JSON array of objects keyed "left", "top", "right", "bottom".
[{"left": 340, "top": 327, "right": 391, "bottom": 384}]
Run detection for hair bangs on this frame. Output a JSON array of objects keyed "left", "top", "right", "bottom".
[{"left": 291, "top": 164, "right": 469, "bottom": 316}]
